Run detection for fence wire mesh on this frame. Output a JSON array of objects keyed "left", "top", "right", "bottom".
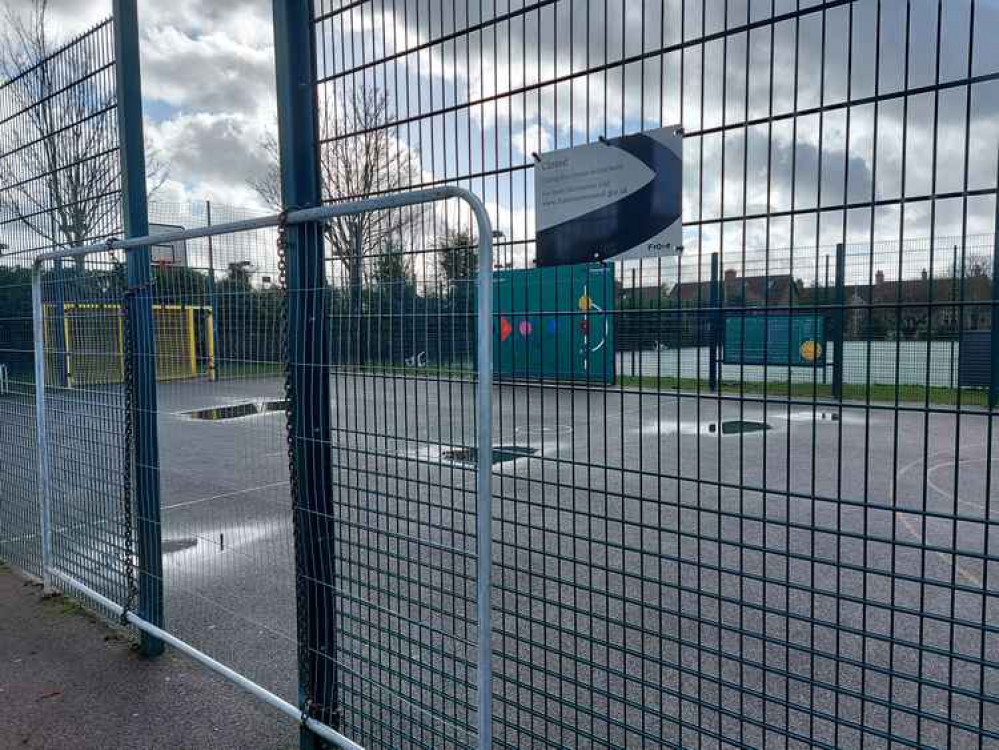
[
  {"left": 143, "top": 204, "right": 298, "bottom": 702},
  {"left": 35, "top": 258, "right": 132, "bottom": 607},
  {"left": 2, "top": 4, "right": 998, "bottom": 750},
  {"left": 0, "top": 19, "right": 123, "bottom": 592},
  {"left": 311, "top": 1, "right": 999, "bottom": 748}
]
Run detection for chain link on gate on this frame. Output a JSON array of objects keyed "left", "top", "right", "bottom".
[
  {"left": 275, "top": 210, "right": 316, "bottom": 725},
  {"left": 109, "top": 241, "right": 151, "bottom": 625}
]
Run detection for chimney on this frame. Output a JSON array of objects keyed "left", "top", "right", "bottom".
[
  {"left": 724, "top": 268, "right": 737, "bottom": 284},
  {"left": 921, "top": 268, "right": 928, "bottom": 282},
  {"left": 875, "top": 270, "right": 885, "bottom": 286}
]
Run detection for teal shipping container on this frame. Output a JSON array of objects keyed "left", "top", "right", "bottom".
[
  {"left": 494, "top": 263, "right": 615, "bottom": 382},
  {"left": 723, "top": 314, "right": 826, "bottom": 367}
]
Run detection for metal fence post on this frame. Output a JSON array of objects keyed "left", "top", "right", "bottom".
[
  {"left": 951, "top": 243, "right": 959, "bottom": 389},
  {"left": 272, "top": 1, "right": 339, "bottom": 746},
  {"left": 823, "top": 254, "right": 830, "bottom": 385},
  {"left": 628, "top": 268, "right": 634, "bottom": 377},
  {"left": 990, "top": 173, "right": 999, "bottom": 410},
  {"left": 833, "top": 242, "right": 846, "bottom": 400},
  {"left": 31, "top": 270, "right": 53, "bottom": 589},
  {"left": 206, "top": 200, "right": 219, "bottom": 381},
  {"left": 113, "top": 0, "right": 163, "bottom": 658},
  {"left": 709, "top": 252, "right": 719, "bottom": 392},
  {"left": 51, "top": 259, "right": 70, "bottom": 387},
  {"left": 46, "top": 210, "right": 70, "bottom": 388}
]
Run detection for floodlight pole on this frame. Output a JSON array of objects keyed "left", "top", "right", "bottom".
[
  {"left": 113, "top": 0, "right": 164, "bottom": 657},
  {"left": 272, "top": 1, "right": 340, "bottom": 746}
]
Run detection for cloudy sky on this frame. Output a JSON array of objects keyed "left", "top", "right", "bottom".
[
  {"left": 311, "top": 0, "right": 999, "bottom": 272},
  {"left": 18, "top": 0, "right": 277, "bottom": 209},
  {"left": 9, "top": 0, "right": 999, "bottom": 278}
]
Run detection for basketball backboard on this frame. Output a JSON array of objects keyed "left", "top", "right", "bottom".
[{"left": 149, "top": 223, "right": 188, "bottom": 267}]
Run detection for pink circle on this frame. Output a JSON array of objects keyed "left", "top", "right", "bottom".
[{"left": 518, "top": 320, "right": 533, "bottom": 337}]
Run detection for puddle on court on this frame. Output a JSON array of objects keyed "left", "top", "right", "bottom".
[
  {"left": 183, "top": 400, "right": 288, "bottom": 421},
  {"left": 406, "top": 443, "right": 538, "bottom": 466},
  {"left": 161, "top": 523, "right": 284, "bottom": 575},
  {"left": 515, "top": 424, "right": 573, "bottom": 438},
  {"left": 443, "top": 445, "right": 538, "bottom": 465},
  {"left": 779, "top": 410, "right": 839, "bottom": 422},
  {"left": 711, "top": 420, "right": 771, "bottom": 435},
  {"left": 776, "top": 410, "right": 869, "bottom": 426},
  {"left": 162, "top": 537, "right": 198, "bottom": 554},
  {"left": 643, "top": 419, "right": 774, "bottom": 437}
]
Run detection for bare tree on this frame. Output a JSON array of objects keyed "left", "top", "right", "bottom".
[
  {"left": 956, "top": 251, "right": 993, "bottom": 280},
  {"left": 252, "top": 88, "right": 423, "bottom": 314},
  {"left": 0, "top": 0, "right": 165, "bottom": 268}
]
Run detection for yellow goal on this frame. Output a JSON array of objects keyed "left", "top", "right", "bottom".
[{"left": 44, "top": 303, "right": 216, "bottom": 387}]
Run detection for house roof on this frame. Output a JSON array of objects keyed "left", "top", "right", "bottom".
[
  {"left": 856, "top": 274, "right": 992, "bottom": 304},
  {"left": 619, "top": 285, "right": 668, "bottom": 304},
  {"left": 668, "top": 273, "right": 801, "bottom": 305}
]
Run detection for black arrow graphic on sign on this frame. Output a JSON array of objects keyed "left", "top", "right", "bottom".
[{"left": 537, "top": 132, "right": 682, "bottom": 267}]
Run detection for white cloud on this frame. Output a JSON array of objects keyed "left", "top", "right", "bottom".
[
  {"left": 135, "top": 0, "right": 275, "bottom": 208},
  {"left": 6, "top": 0, "right": 112, "bottom": 35},
  {"left": 141, "top": 26, "right": 274, "bottom": 117},
  {"left": 134, "top": 0, "right": 273, "bottom": 51},
  {"left": 146, "top": 113, "right": 271, "bottom": 208},
  {"left": 5, "top": 0, "right": 276, "bottom": 211}
]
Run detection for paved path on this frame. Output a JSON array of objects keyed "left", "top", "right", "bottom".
[{"left": 0, "top": 563, "right": 297, "bottom": 750}]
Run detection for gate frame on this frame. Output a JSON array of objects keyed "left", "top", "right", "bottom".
[{"left": 30, "top": 185, "right": 495, "bottom": 750}]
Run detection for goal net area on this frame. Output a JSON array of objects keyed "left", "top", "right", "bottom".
[{"left": 44, "top": 303, "right": 216, "bottom": 387}]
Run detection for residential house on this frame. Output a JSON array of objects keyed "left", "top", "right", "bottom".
[
  {"left": 667, "top": 269, "right": 803, "bottom": 309},
  {"left": 844, "top": 269, "right": 992, "bottom": 339}
]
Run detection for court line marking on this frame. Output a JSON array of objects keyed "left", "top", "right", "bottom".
[
  {"left": 892, "top": 447, "right": 987, "bottom": 587},
  {"left": 924, "top": 458, "right": 997, "bottom": 512},
  {"left": 162, "top": 481, "right": 289, "bottom": 511}
]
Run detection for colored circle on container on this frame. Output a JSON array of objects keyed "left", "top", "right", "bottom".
[
  {"left": 800, "top": 340, "right": 822, "bottom": 362},
  {"left": 519, "top": 320, "right": 534, "bottom": 337}
]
